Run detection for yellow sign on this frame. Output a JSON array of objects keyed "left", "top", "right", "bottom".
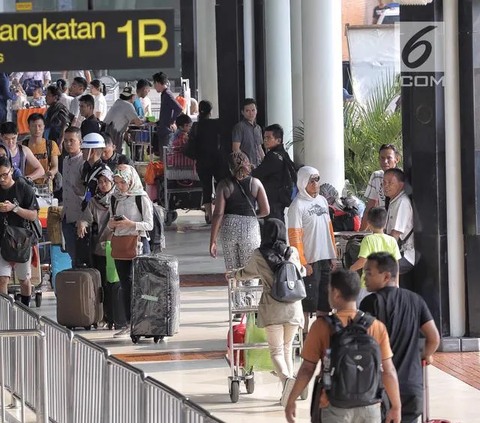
[{"left": 16, "top": 2, "right": 33, "bottom": 11}]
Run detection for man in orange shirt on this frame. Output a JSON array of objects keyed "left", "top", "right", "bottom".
[{"left": 285, "top": 269, "right": 402, "bottom": 423}]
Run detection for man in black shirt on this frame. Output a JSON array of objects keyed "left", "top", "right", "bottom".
[
  {"left": 100, "top": 132, "right": 133, "bottom": 173},
  {"left": 361, "top": 252, "right": 440, "bottom": 423},
  {"left": 252, "top": 124, "right": 295, "bottom": 223},
  {"left": 79, "top": 94, "right": 101, "bottom": 138},
  {"left": 0, "top": 156, "right": 39, "bottom": 306}
]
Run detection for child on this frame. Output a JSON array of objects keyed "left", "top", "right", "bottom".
[
  {"left": 168, "top": 113, "right": 193, "bottom": 167},
  {"left": 350, "top": 206, "right": 401, "bottom": 301},
  {"left": 31, "top": 87, "right": 46, "bottom": 108}
]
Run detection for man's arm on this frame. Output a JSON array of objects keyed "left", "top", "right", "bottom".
[
  {"left": 382, "top": 358, "right": 402, "bottom": 423},
  {"left": 285, "top": 360, "right": 317, "bottom": 423},
  {"left": 251, "top": 152, "right": 279, "bottom": 180},
  {"left": 350, "top": 257, "right": 367, "bottom": 272},
  {"left": 48, "top": 155, "right": 59, "bottom": 177},
  {"left": 24, "top": 148, "right": 46, "bottom": 180},
  {"left": 420, "top": 320, "right": 440, "bottom": 364},
  {"left": 258, "top": 144, "right": 265, "bottom": 161},
  {"left": 232, "top": 142, "right": 241, "bottom": 151},
  {"left": 390, "top": 230, "right": 402, "bottom": 241}
]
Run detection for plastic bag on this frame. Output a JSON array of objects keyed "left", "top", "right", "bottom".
[
  {"left": 145, "top": 161, "right": 164, "bottom": 185},
  {"left": 105, "top": 241, "right": 119, "bottom": 283},
  {"left": 244, "top": 314, "right": 274, "bottom": 372}
]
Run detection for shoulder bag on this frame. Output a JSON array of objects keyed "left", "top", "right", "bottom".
[
  {"left": 1, "top": 215, "right": 34, "bottom": 263},
  {"left": 110, "top": 196, "right": 139, "bottom": 261}
]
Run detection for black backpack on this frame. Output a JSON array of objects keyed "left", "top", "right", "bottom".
[
  {"left": 111, "top": 195, "right": 165, "bottom": 254},
  {"left": 274, "top": 152, "right": 297, "bottom": 207},
  {"left": 270, "top": 258, "right": 306, "bottom": 303},
  {"left": 322, "top": 311, "right": 383, "bottom": 409}
]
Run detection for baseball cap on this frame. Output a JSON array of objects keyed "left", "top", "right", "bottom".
[
  {"left": 82, "top": 132, "right": 106, "bottom": 149},
  {"left": 120, "top": 86, "right": 135, "bottom": 100}
]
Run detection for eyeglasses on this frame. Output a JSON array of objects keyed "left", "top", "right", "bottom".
[
  {"left": 0, "top": 170, "right": 11, "bottom": 179},
  {"left": 308, "top": 176, "right": 320, "bottom": 183}
]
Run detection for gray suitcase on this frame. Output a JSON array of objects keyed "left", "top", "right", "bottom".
[
  {"left": 130, "top": 254, "right": 180, "bottom": 343},
  {"left": 56, "top": 268, "right": 103, "bottom": 330}
]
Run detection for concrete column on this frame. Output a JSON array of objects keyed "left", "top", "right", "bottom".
[
  {"left": 290, "top": 0, "right": 304, "bottom": 166},
  {"left": 302, "top": 0, "right": 344, "bottom": 191},
  {"left": 244, "top": 0, "right": 255, "bottom": 98},
  {"left": 196, "top": 0, "right": 219, "bottom": 118},
  {"left": 264, "top": 0, "right": 293, "bottom": 151}
]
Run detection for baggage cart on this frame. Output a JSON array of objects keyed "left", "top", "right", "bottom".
[
  {"left": 160, "top": 145, "right": 203, "bottom": 226},
  {"left": 225, "top": 277, "right": 305, "bottom": 403},
  {"left": 126, "top": 124, "right": 156, "bottom": 166}
]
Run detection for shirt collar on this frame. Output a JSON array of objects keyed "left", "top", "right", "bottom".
[{"left": 389, "top": 190, "right": 406, "bottom": 205}]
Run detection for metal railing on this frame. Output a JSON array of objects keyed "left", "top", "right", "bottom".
[{"left": 0, "top": 294, "right": 224, "bottom": 423}]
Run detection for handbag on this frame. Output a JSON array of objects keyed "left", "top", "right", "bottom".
[
  {"left": 1, "top": 224, "right": 34, "bottom": 263},
  {"left": 244, "top": 314, "right": 274, "bottom": 372},
  {"left": 110, "top": 234, "right": 139, "bottom": 260}
]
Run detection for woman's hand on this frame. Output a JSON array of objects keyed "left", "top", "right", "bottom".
[
  {"left": 77, "top": 221, "right": 88, "bottom": 239},
  {"left": 113, "top": 217, "right": 137, "bottom": 230},
  {"left": 210, "top": 241, "right": 217, "bottom": 258}
]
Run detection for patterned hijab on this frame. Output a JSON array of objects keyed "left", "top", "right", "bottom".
[
  {"left": 113, "top": 165, "right": 146, "bottom": 199},
  {"left": 95, "top": 168, "right": 114, "bottom": 207}
]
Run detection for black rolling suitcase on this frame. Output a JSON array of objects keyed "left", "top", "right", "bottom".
[{"left": 130, "top": 254, "right": 180, "bottom": 344}]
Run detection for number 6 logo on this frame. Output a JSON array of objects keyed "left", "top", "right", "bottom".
[{"left": 402, "top": 25, "right": 437, "bottom": 69}]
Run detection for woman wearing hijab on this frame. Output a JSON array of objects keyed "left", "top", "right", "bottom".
[
  {"left": 108, "top": 165, "right": 153, "bottom": 338},
  {"left": 287, "top": 166, "right": 337, "bottom": 336},
  {"left": 77, "top": 168, "right": 114, "bottom": 285},
  {"left": 232, "top": 218, "right": 305, "bottom": 406}
]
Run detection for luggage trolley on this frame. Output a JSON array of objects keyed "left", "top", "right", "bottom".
[
  {"left": 225, "top": 278, "right": 306, "bottom": 403},
  {"left": 127, "top": 124, "right": 156, "bottom": 166},
  {"left": 161, "top": 146, "right": 203, "bottom": 226}
]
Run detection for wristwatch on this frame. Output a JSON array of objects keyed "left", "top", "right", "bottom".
[{"left": 12, "top": 205, "right": 19, "bottom": 213}]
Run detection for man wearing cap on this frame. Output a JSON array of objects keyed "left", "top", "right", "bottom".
[
  {"left": 81, "top": 133, "right": 111, "bottom": 213},
  {"left": 133, "top": 79, "right": 152, "bottom": 118},
  {"left": 103, "top": 86, "right": 143, "bottom": 152}
]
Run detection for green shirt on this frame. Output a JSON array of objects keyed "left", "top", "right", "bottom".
[{"left": 358, "top": 233, "right": 401, "bottom": 287}]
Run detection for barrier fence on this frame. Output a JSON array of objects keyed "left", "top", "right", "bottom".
[{"left": 0, "top": 293, "right": 224, "bottom": 423}]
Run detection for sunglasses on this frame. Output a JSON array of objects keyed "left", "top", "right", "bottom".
[{"left": 308, "top": 176, "right": 320, "bottom": 183}]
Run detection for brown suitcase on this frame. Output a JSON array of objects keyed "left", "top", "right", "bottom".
[
  {"left": 56, "top": 268, "right": 103, "bottom": 330},
  {"left": 47, "top": 206, "right": 63, "bottom": 245}
]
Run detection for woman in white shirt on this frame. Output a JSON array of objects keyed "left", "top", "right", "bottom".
[
  {"left": 56, "top": 79, "right": 73, "bottom": 110},
  {"left": 90, "top": 79, "right": 108, "bottom": 121}
]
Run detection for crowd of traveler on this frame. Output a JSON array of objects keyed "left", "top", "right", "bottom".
[{"left": 0, "top": 68, "right": 438, "bottom": 421}]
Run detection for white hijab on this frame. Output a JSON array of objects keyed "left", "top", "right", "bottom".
[{"left": 297, "top": 166, "right": 320, "bottom": 202}]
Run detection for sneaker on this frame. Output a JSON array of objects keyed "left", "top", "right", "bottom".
[
  {"left": 113, "top": 327, "right": 130, "bottom": 339},
  {"left": 280, "top": 377, "right": 296, "bottom": 408}
]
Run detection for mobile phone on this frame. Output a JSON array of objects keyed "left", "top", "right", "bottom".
[{"left": 113, "top": 215, "right": 125, "bottom": 221}]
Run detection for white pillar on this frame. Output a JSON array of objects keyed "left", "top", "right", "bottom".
[
  {"left": 264, "top": 0, "right": 294, "bottom": 152},
  {"left": 302, "top": 0, "right": 344, "bottom": 192},
  {"left": 196, "top": 0, "right": 219, "bottom": 118},
  {"left": 244, "top": 0, "right": 255, "bottom": 98},
  {"left": 444, "top": 0, "right": 465, "bottom": 337},
  {"left": 290, "top": 0, "right": 304, "bottom": 166}
]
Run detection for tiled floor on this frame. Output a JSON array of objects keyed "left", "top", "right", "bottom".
[{"left": 30, "top": 211, "right": 480, "bottom": 422}]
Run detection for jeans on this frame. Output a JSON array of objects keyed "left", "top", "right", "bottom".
[
  {"left": 265, "top": 324, "right": 298, "bottom": 384},
  {"left": 62, "top": 218, "right": 77, "bottom": 265}
]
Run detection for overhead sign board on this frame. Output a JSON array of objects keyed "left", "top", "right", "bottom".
[
  {"left": 0, "top": 9, "right": 175, "bottom": 71},
  {"left": 15, "top": 2, "right": 33, "bottom": 11}
]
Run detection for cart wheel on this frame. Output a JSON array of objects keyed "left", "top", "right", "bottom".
[
  {"left": 92, "top": 323, "right": 98, "bottom": 329},
  {"left": 35, "top": 292, "right": 42, "bottom": 308},
  {"left": 300, "top": 386, "right": 309, "bottom": 400},
  {"left": 15, "top": 293, "right": 21, "bottom": 303},
  {"left": 107, "top": 323, "right": 114, "bottom": 330},
  {"left": 131, "top": 335, "right": 140, "bottom": 344},
  {"left": 229, "top": 380, "right": 240, "bottom": 403},
  {"left": 84, "top": 326, "right": 91, "bottom": 331},
  {"left": 66, "top": 326, "right": 75, "bottom": 331},
  {"left": 153, "top": 336, "right": 164, "bottom": 343},
  {"left": 245, "top": 375, "right": 255, "bottom": 394}
]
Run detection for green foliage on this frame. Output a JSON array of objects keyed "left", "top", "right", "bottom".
[{"left": 344, "top": 76, "right": 402, "bottom": 197}]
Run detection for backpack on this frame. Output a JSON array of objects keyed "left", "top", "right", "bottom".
[
  {"left": 270, "top": 257, "right": 306, "bottom": 303},
  {"left": 343, "top": 237, "right": 362, "bottom": 271},
  {"left": 329, "top": 205, "right": 360, "bottom": 232},
  {"left": 321, "top": 312, "right": 383, "bottom": 409},
  {"left": 111, "top": 195, "right": 165, "bottom": 254},
  {"left": 274, "top": 152, "right": 297, "bottom": 207}
]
